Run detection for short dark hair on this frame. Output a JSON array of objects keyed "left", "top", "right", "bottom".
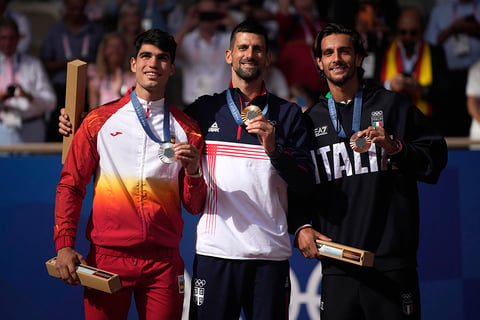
[
  {"left": 230, "top": 19, "right": 269, "bottom": 52},
  {"left": 133, "top": 29, "right": 177, "bottom": 63},
  {"left": 312, "top": 23, "right": 367, "bottom": 81}
]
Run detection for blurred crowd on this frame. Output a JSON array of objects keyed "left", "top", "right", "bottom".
[{"left": 1, "top": 0, "right": 479, "bottom": 144}]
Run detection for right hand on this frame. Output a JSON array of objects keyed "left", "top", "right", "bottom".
[
  {"left": 295, "top": 227, "right": 332, "bottom": 259},
  {"left": 58, "top": 108, "right": 72, "bottom": 137},
  {"left": 55, "top": 247, "right": 87, "bottom": 286}
]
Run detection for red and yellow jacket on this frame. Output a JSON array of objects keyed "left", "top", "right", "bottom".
[{"left": 54, "top": 87, "right": 206, "bottom": 251}]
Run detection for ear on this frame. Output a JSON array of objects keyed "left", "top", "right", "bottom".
[
  {"left": 169, "top": 63, "right": 175, "bottom": 76},
  {"left": 356, "top": 54, "right": 363, "bottom": 68},
  {"left": 130, "top": 57, "right": 136, "bottom": 73},
  {"left": 265, "top": 51, "right": 272, "bottom": 69},
  {"left": 316, "top": 57, "right": 324, "bottom": 71},
  {"left": 225, "top": 49, "right": 232, "bottom": 65}
]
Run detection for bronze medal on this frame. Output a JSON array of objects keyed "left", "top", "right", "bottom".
[
  {"left": 241, "top": 105, "right": 262, "bottom": 125},
  {"left": 158, "top": 142, "right": 176, "bottom": 163},
  {"left": 350, "top": 134, "right": 371, "bottom": 153}
]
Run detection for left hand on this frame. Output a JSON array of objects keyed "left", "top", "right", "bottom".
[
  {"left": 174, "top": 142, "right": 201, "bottom": 175},
  {"left": 245, "top": 115, "right": 276, "bottom": 154},
  {"left": 356, "top": 126, "right": 398, "bottom": 154}
]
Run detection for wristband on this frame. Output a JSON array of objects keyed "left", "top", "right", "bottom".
[{"left": 294, "top": 224, "right": 313, "bottom": 238}]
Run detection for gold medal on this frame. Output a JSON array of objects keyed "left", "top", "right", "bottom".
[
  {"left": 241, "top": 105, "right": 262, "bottom": 125},
  {"left": 158, "top": 142, "right": 176, "bottom": 163},
  {"left": 350, "top": 134, "right": 371, "bottom": 153}
]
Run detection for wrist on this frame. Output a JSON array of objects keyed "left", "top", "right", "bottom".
[
  {"left": 186, "top": 166, "right": 202, "bottom": 178},
  {"left": 266, "top": 143, "right": 284, "bottom": 159},
  {"left": 294, "top": 224, "right": 312, "bottom": 239},
  {"left": 386, "top": 139, "right": 402, "bottom": 155}
]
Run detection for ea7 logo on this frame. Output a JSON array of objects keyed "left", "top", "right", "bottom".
[{"left": 314, "top": 126, "right": 328, "bottom": 137}]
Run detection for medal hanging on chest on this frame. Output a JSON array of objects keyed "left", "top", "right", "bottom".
[
  {"left": 226, "top": 88, "right": 268, "bottom": 126},
  {"left": 158, "top": 142, "right": 175, "bottom": 163},
  {"left": 328, "top": 86, "right": 370, "bottom": 153},
  {"left": 131, "top": 90, "right": 176, "bottom": 163}
]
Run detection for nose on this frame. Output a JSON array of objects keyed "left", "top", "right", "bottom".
[
  {"left": 331, "top": 50, "right": 340, "bottom": 63},
  {"left": 245, "top": 46, "right": 254, "bottom": 59}
]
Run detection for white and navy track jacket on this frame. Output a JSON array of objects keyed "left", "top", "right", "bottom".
[{"left": 186, "top": 86, "right": 315, "bottom": 261}]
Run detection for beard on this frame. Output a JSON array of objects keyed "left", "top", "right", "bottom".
[
  {"left": 232, "top": 60, "right": 262, "bottom": 81},
  {"left": 325, "top": 64, "right": 357, "bottom": 86}
]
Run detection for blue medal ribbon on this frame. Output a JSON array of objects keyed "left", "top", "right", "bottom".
[
  {"left": 226, "top": 88, "right": 269, "bottom": 125},
  {"left": 130, "top": 90, "right": 171, "bottom": 143},
  {"left": 327, "top": 86, "right": 364, "bottom": 138}
]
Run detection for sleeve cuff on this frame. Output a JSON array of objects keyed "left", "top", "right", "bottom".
[
  {"left": 55, "top": 236, "right": 76, "bottom": 252},
  {"left": 386, "top": 139, "right": 402, "bottom": 156}
]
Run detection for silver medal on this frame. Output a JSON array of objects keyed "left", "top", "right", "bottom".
[{"left": 158, "top": 142, "right": 176, "bottom": 163}]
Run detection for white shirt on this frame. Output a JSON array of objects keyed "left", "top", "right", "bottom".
[
  {"left": 0, "top": 53, "right": 56, "bottom": 144},
  {"left": 177, "top": 29, "right": 231, "bottom": 104}
]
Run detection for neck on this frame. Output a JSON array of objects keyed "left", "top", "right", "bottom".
[
  {"left": 135, "top": 85, "right": 165, "bottom": 102},
  {"left": 231, "top": 77, "right": 264, "bottom": 102},
  {"left": 329, "top": 79, "right": 360, "bottom": 102}
]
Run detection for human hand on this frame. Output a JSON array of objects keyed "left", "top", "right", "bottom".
[
  {"left": 55, "top": 247, "right": 87, "bottom": 286},
  {"left": 295, "top": 227, "right": 332, "bottom": 259},
  {"left": 390, "top": 74, "right": 407, "bottom": 93},
  {"left": 174, "top": 142, "right": 201, "bottom": 176},
  {"left": 245, "top": 115, "right": 276, "bottom": 154},
  {"left": 58, "top": 108, "right": 72, "bottom": 137},
  {"left": 355, "top": 126, "right": 397, "bottom": 153}
]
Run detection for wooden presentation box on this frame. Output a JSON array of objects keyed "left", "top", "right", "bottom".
[
  {"left": 316, "top": 240, "right": 375, "bottom": 267},
  {"left": 45, "top": 257, "right": 122, "bottom": 293}
]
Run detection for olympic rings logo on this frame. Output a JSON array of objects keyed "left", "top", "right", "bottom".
[
  {"left": 181, "top": 264, "right": 323, "bottom": 320},
  {"left": 193, "top": 278, "right": 206, "bottom": 287}
]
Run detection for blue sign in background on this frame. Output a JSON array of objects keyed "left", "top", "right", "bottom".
[{"left": 0, "top": 151, "right": 478, "bottom": 319}]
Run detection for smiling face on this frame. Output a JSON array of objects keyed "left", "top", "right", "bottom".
[
  {"left": 316, "top": 33, "right": 362, "bottom": 87},
  {"left": 130, "top": 44, "right": 175, "bottom": 101},
  {"left": 226, "top": 32, "right": 270, "bottom": 84}
]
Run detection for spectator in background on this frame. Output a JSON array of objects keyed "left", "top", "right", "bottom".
[
  {"left": 135, "top": 0, "right": 184, "bottom": 34},
  {"left": 275, "top": 0, "right": 328, "bottom": 98},
  {"left": 84, "top": 0, "right": 126, "bottom": 32},
  {"left": 87, "top": 32, "right": 136, "bottom": 108},
  {"left": 425, "top": 0, "right": 480, "bottom": 136},
  {"left": 0, "top": 17, "right": 56, "bottom": 144},
  {"left": 175, "top": 0, "right": 235, "bottom": 107},
  {"left": 117, "top": 1, "right": 144, "bottom": 60},
  {"left": 40, "top": 0, "right": 104, "bottom": 142},
  {"left": 354, "top": 0, "right": 390, "bottom": 83},
  {"left": 0, "top": 0, "right": 31, "bottom": 54},
  {"left": 264, "top": 40, "right": 290, "bottom": 100},
  {"left": 381, "top": 7, "right": 450, "bottom": 123},
  {"left": 466, "top": 58, "right": 480, "bottom": 148}
]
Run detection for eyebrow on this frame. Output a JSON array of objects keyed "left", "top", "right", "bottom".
[
  {"left": 138, "top": 51, "right": 171, "bottom": 59},
  {"left": 323, "top": 45, "right": 353, "bottom": 51}
]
